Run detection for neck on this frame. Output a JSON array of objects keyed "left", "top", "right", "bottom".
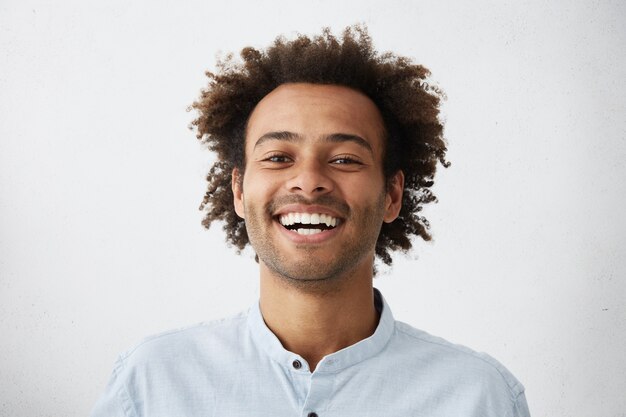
[{"left": 258, "top": 258, "right": 379, "bottom": 372}]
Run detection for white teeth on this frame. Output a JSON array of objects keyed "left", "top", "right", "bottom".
[
  {"left": 296, "top": 228, "right": 322, "bottom": 235},
  {"left": 278, "top": 212, "right": 339, "bottom": 228}
]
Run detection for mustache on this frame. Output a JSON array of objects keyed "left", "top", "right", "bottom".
[{"left": 267, "top": 195, "right": 350, "bottom": 217}]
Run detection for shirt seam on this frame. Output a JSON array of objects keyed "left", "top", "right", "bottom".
[
  {"left": 394, "top": 323, "right": 523, "bottom": 401},
  {"left": 114, "top": 356, "right": 138, "bottom": 417},
  {"left": 504, "top": 389, "right": 527, "bottom": 417}
]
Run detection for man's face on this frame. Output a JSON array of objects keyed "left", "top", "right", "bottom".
[{"left": 233, "top": 83, "right": 403, "bottom": 288}]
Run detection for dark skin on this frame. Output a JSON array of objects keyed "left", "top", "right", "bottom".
[
  {"left": 192, "top": 25, "right": 448, "bottom": 267},
  {"left": 232, "top": 83, "right": 403, "bottom": 370}
]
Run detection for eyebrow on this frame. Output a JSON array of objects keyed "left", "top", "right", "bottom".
[{"left": 253, "top": 131, "right": 373, "bottom": 154}]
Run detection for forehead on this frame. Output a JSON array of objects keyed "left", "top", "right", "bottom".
[{"left": 245, "top": 83, "right": 385, "bottom": 154}]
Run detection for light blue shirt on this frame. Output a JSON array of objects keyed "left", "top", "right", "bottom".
[{"left": 91, "top": 290, "right": 530, "bottom": 417}]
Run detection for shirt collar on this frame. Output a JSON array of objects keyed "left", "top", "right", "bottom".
[{"left": 247, "top": 288, "right": 395, "bottom": 374}]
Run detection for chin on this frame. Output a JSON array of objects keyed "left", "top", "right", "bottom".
[{"left": 263, "top": 254, "right": 366, "bottom": 288}]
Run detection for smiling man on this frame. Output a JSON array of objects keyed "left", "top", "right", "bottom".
[{"left": 91, "top": 26, "right": 530, "bottom": 417}]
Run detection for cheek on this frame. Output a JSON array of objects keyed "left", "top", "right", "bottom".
[
  {"left": 341, "top": 174, "right": 385, "bottom": 196},
  {"left": 242, "top": 176, "right": 278, "bottom": 208},
  {"left": 246, "top": 172, "right": 284, "bottom": 192}
]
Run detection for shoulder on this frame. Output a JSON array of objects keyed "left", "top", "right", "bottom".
[
  {"left": 390, "top": 320, "right": 525, "bottom": 400},
  {"left": 91, "top": 313, "right": 250, "bottom": 417},
  {"left": 118, "top": 310, "right": 250, "bottom": 371}
]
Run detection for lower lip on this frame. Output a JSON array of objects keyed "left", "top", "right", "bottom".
[{"left": 274, "top": 220, "right": 342, "bottom": 244}]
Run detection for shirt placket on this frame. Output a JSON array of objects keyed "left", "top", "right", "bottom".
[{"left": 300, "top": 370, "right": 334, "bottom": 417}]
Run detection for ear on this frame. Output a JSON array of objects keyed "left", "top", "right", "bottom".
[
  {"left": 383, "top": 170, "right": 404, "bottom": 223},
  {"left": 232, "top": 168, "right": 245, "bottom": 219}
]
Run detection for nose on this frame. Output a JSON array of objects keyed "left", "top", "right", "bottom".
[{"left": 285, "top": 159, "right": 334, "bottom": 196}]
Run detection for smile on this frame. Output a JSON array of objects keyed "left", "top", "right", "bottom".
[{"left": 278, "top": 212, "right": 339, "bottom": 236}]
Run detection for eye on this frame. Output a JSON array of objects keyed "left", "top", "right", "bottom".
[
  {"left": 262, "top": 153, "right": 292, "bottom": 163},
  {"left": 330, "top": 155, "right": 362, "bottom": 165}
]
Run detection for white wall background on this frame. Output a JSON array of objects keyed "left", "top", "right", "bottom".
[{"left": 1, "top": 1, "right": 624, "bottom": 416}]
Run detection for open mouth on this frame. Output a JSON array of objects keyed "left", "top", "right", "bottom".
[{"left": 277, "top": 212, "right": 340, "bottom": 236}]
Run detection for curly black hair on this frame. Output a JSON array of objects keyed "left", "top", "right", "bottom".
[{"left": 190, "top": 25, "right": 448, "bottom": 265}]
